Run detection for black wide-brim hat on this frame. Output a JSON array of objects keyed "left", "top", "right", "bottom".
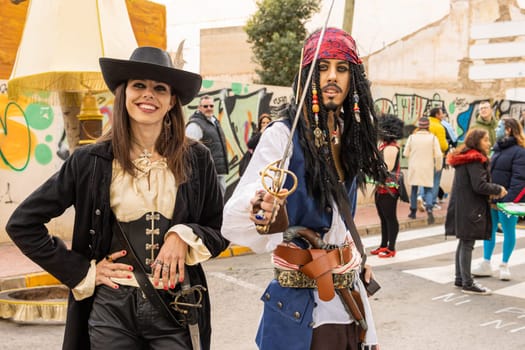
[{"left": 99, "top": 46, "right": 202, "bottom": 105}]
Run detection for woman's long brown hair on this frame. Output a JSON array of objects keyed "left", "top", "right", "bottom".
[
  {"left": 98, "top": 83, "right": 192, "bottom": 184},
  {"left": 501, "top": 117, "right": 525, "bottom": 147},
  {"left": 459, "top": 128, "right": 489, "bottom": 156}
]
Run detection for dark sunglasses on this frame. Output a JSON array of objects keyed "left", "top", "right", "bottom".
[{"left": 201, "top": 104, "right": 214, "bottom": 108}]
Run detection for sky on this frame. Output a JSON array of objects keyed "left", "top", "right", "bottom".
[
  {"left": 352, "top": 0, "right": 450, "bottom": 55},
  {"left": 150, "top": 0, "right": 453, "bottom": 71}
]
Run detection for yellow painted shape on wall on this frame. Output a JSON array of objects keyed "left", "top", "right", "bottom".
[
  {"left": 126, "top": 0, "right": 167, "bottom": 49},
  {"left": 0, "top": 95, "right": 36, "bottom": 170},
  {"left": 0, "top": 0, "right": 29, "bottom": 80},
  {"left": 0, "top": 0, "right": 166, "bottom": 80}
]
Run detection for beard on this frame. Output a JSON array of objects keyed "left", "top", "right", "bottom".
[{"left": 324, "top": 101, "right": 338, "bottom": 111}]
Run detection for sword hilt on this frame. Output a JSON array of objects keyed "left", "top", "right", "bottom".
[{"left": 254, "top": 159, "right": 298, "bottom": 234}]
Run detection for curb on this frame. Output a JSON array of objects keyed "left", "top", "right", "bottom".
[
  {"left": 359, "top": 216, "right": 445, "bottom": 236},
  {"left": 0, "top": 272, "right": 61, "bottom": 292},
  {"left": 218, "top": 244, "right": 254, "bottom": 258},
  {"left": 0, "top": 216, "right": 446, "bottom": 290}
]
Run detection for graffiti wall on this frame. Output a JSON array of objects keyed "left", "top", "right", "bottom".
[
  {"left": 184, "top": 80, "right": 292, "bottom": 197},
  {"left": 2, "top": 79, "right": 525, "bottom": 242},
  {"left": 373, "top": 87, "right": 525, "bottom": 142}
]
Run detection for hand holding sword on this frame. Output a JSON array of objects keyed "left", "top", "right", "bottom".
[{"left": 249, "top": 158, "right": 297, "bottom": 234}]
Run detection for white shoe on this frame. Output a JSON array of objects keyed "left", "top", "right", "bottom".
[
  {"left": 499, "top": 264, "right": 511, "bottom": 281},
  {"left": 472, "top": 260, "right": 493, "bottom": 277},
  {"left": 417, "top": 196, "right": 425, "bottom": 212}
]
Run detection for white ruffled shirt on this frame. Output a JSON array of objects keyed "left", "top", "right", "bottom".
[{"left": 223, "top": 122, "right": 361, "bottom": 327}]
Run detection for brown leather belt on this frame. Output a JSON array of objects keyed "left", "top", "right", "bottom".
[{"left": 273, "top": 244, "right": 353, "bottom": 301}]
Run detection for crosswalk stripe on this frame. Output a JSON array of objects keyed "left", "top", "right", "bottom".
[
  {"left": 365, "top": 228, "right": 525, "bottom": 267},
  {"left": 494, "top": 282, "right": 525, "bottom": 299},
  {"left": 403, "top": 248, "right": 525, "bottom": 284},
  {"left": 367, "top": 237, "right": 503, "bottom": 267},
  {"left": 365, "top": 226, "right": 525, "bottom": 299}
]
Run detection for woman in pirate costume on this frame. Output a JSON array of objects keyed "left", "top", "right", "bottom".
[
  {"left": 6, "top": 47, "right": 229, "bottom": 350},
  {"left": 223, "top": 28, "right": 386, "bottom": 350}
]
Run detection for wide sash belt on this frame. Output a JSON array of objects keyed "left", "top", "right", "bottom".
[
  {"left": 273, "top": 245, "right": 353, "bottom": 301},
  {"left": 274, "top": 269, "right": 356, "bottom": 290}
]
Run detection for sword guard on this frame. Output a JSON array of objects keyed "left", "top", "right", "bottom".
[
  {"left": 260, "top": 159, "right": 298, "bottom": 198},
  {"left": 168, "top": 284, "right": 207, "bottom": 314},
  {"left": 256, "top": 159, "right": 297, "bottom": 234}
]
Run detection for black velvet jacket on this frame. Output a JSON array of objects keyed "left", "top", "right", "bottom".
[{"left": 5, "top": 140, "right": 229, "bottom": 350}]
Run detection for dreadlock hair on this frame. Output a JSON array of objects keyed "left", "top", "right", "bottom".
[
  {"left": 289, "top": 62, "right": 388, "bottom": 210},
  {"left": 378, "top": 114, "right": 404, "bottom": 142}
]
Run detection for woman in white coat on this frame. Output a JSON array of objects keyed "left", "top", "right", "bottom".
[{"left": 403, "top": 117, "right": 443, "bottom": 224}]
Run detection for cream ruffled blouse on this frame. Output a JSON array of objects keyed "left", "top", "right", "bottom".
[{"left": 71, "top": 155, "right": 210, "bottom": 300}]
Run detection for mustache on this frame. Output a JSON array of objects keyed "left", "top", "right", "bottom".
[{"left": 321, "top": 83, "right": 342, "bottom": 93}]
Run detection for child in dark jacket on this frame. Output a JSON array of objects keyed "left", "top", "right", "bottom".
[{"left": 445, "top": 128, "right": 506, "bottom": 295}]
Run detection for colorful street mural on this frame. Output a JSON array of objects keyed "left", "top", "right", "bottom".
[
  {"left": 1, "top": 79, "right": 525, "bottom": 241},
  {"left": 374, "top": 92, "right": 525, "bottom": 142}
]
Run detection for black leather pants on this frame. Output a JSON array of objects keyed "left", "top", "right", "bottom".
[{"left": 88, "top": 285, "right": 191, "bottom": 349}]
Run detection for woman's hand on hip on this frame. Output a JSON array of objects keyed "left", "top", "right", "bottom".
[
  {"left": 151, "top": 232, "right": 188, "bottom": 290},
  {"left": 95, "top": 250, "right": 134, "bottom": 289}
]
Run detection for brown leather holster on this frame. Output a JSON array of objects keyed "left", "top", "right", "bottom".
[{"left": 273, "top": 244, "right": 352, "bottom": 301}]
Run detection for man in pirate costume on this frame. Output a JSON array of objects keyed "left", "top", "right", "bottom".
[
  {"left": 223, "top": 28, "right": 386, "bottom": 350},
  {"left": 6, "top": 47, "right": 229, "bottom": 350}
]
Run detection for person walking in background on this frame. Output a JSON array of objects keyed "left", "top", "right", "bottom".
[
  {"left": 441, "top": 112, "right": 458, "bottom": 150},
  {"left": 427, "top": 107, "right": 449, "bottom": 209},
  {"left": 239, "top": 113, "right": 273, "bottom": 176},
  {"left": 404, "top": 117, "right": 443, "bottom": 224},
  {"left": 247, "top": 113, "right": 272, "bottom": 150},
  {"left": 445, "top": 128, "right": 507, "bottom": 295},
  {"left": 5, "top": 47, "right": 229, "bottom": 350},
  {"left": 472, "top": 100, "right": 498, "bottom": 147},
  {"left": 437, "top": 111, "right": 458, "bottom": 203},
  {"left": 223, "top": 27, "right": 385, "bottom": 350},
  {"left": 472, "top": 117, "right": 525, "bottom": 280},
  {"left": 186, "top": 95, "right": 229, "bottom": 194},
  {"left": 371, "top": 114, "right": 405, "bottom": 258}
]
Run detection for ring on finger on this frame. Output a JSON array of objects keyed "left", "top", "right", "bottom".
[
  {"left": 105, "top": 254, "right": 113, "bottom": 263},
  {"left": 153, "top": 259, "right": 163, "bottom": 266},
  {"left": 254, "top": 209, "right": 265, "bottom": 221},
  {"left": 162, "top": 263, "right": 170, "bottom": 271}
]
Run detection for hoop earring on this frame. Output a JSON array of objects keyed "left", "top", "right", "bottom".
[{"left": 164, "top": 114, "right": 172, "bottom": 142}]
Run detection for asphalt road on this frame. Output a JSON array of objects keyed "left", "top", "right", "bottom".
[{"left": 1, "top": 226, "right": 524, "bottom": 350}]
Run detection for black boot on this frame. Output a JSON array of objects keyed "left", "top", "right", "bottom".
[
  {"left": 408, "top": 208, "right": 416, "bottom": 219},
  {"left": 427, "top": 210, "right": 435, "bottom": 225}
]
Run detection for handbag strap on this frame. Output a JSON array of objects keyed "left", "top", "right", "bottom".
[
  {"left": 380, "top": 142, "right": 401, "bottom": 178},
  {"left": 338, "top": 185, "right": 367, "bottom": 266},
  {"left": 394, "top": 149, "right": 401, "bottom": 179},
  {"left": 113, "top": 217, "right": 182, "bottom": 326},
  {"left": 514, "top": 187, "right": 525, "bottom": 203}
]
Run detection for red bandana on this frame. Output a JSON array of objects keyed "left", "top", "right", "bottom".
[{"left": 301, "top": 27, "right": 361, "bottom": 67}]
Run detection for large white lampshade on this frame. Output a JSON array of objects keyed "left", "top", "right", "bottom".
[{"left": 8, "top": 0, "right": 138, "bottom": 100}]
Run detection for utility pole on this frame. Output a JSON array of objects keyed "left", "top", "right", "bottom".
[{"left": 342, "top": 0, "right": 355, "bottom": 34}]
